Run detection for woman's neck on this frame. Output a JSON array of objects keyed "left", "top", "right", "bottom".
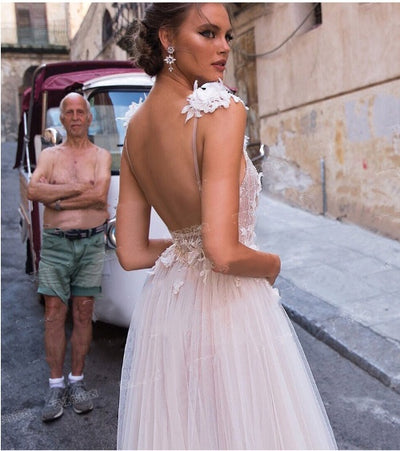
[{"left": 155, "top": 70, "right": 196, "bottom": 94}]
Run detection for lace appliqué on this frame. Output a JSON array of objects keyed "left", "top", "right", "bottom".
[
  {"left": 238, "top": 152, "right": 262, "bottom": 247},
  {"left": 117, "top": 95, "right": 147, "bottom": 127},
  {"left": 152, "top": 225, "right": 212, "bottom": 287},
  {"left": 147, "top": 80, "right": 263, "bottom": 294},
  {"left": 181, "top": 79, "right": 245, "bottom": 123}
]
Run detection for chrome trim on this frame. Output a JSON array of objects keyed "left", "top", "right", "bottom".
[{"left": 106, "top": 217, "right": 117, "bottom": 249}]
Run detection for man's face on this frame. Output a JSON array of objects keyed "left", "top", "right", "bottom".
[{"left": 60, "top": 95, "right": 92, "bottom": 139}]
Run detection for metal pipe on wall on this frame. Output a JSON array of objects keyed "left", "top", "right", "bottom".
[{"left": 320, "top": 157, "right": 327, "bottom": 215}]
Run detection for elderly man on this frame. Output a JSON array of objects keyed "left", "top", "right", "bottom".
[{"left": 28, "top": 92, "right": 111, "bottom": 422}]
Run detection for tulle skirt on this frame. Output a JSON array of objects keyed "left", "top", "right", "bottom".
[{"left": 117, "top": 253, "right": 337, "bottom": 450}]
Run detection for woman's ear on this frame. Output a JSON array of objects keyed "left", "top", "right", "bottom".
[{"left": 158, "top": 27, "right": 173, "bottom": 53}]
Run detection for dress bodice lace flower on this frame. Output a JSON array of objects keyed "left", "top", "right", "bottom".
[
  {"left": 155, "top": 80, "right": 261, "bottom": 274},
  {"left": 181, "top": 79, "right": 244, "bottom": 122}
]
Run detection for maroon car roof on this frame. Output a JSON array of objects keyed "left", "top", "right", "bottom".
[{"left": 42, "top": 67, "right": 139, "bottom": 93}]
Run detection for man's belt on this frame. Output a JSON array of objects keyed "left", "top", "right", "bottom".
[{"left": 47, "top": 223, "right": 106, "bottom": 240}]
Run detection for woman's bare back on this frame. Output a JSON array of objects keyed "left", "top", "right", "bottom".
[
  {"left": 124, "top": 79, "right": 249, "bottom": 233},
  {"left": 124, "top": 83, "right": 204, "bottom": 231}
]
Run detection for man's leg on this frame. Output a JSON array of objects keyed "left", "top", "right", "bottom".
[
  {"left": 70, "top": 295, "right": 94, "bottom": 375},
  {"left": 69, "top": 295, "right": 95, "bottom": 414},
  {"left": 42, "top": 295, "right": 68, "bottom": 421},
  {"left": 44, "top": 295, "right": 68, "bottom": 378}
]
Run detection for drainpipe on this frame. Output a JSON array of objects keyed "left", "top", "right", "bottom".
[{"left": 320, "top": 157, "right": 327, "bottom": 215}]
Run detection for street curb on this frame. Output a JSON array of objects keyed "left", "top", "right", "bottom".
[{"left": 277, "top": 277, "right": 400, "bottom": 395}]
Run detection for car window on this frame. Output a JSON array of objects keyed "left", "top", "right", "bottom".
[{"left": 88, "top": 90, "right": 149, "bottom": 174}]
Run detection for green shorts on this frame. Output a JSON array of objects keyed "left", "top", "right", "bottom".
[{"left": 38, "top": 229, "right": 105, "bottom": 305}]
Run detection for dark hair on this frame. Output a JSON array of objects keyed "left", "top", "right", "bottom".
[{"left": 131, "top": 3, "right": 195, "bottom": 76}]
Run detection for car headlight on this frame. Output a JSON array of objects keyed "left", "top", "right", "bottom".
[{"left": 106, "top": 217, "right": 117, "bottom": 249}]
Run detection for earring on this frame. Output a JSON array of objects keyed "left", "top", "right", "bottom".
[{"left": 164, "top": 46, "right": 176, "bottom": 72}]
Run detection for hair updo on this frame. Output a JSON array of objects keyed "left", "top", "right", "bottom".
[{"left": 131, "top": 3, "right": 195, "bottom": 77}]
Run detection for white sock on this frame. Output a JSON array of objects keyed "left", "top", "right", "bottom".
[
  {"left": 68, "top": 372, "right": 84, "bottom": 384},
  {"left": 49, "top": 376, "right": 65, "bottom": 389}
]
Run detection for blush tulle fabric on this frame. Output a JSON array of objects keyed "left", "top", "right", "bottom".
[{"left": 117, "top": 82, "right": 337, "bottom": 449}]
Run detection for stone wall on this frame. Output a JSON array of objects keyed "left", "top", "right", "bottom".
[
  {"left": 70, "top": 3, "right": 128, "bottom": 61},
  {"left": 1, "top": 53, "right": 69, "bottom": 142}
]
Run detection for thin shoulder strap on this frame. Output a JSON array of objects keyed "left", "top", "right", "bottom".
[
  {"left": 122, "top": 136, "right": 136, "bottom": 177},
  {"left": 192, "top": 117, "right": 202, "bottom": 192}
]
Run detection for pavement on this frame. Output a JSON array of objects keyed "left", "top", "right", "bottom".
[{"left": 255, "top": 193, "right": 400, "bottom": 394}]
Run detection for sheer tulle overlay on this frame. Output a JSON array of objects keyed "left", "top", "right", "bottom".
[{"left": 117, "top": 82, "right": 337, "bottom": 449}]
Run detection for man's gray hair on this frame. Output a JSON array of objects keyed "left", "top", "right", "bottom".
[{"left": 59, "top": 92, "right": 91, "bottom": 115}]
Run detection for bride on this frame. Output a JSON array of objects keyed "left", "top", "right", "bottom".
[{"left": 116, "top": 3, "right": 337, "bottom": 449}]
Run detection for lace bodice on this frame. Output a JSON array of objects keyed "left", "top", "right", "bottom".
[{"left": 154, "top": 80, "right": 262, "bottom": 278}]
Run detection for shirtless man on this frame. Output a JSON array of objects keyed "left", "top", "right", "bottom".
[{"left": 28, "top": 92, "right": 111, "bottom": 422}]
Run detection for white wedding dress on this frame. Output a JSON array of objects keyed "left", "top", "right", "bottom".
[{"left": 117, "top": 81, "right": 337, "bottom": 450}]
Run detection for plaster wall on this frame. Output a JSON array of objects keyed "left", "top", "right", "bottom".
[
  {"left": 255, "top": 3, "right": 400, "bottom": 116},
  {"left": 247, "top": 3, "right": 400, "bottom": 240},
  {"left": 1, "top": 3, "right": 17, "bottom": 44},
  {"left": 68, "top": 3, "right": 92, "bottom": 40},
  {"left": 46, "top": 3, "right": 68, "bottom": 46},
  {"left": 261, "top": 80, "right": 400, "bottom": 240}
]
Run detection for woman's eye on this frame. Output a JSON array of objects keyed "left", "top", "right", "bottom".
[
  {"left": 200, "top": 30, "right": 215, "bottom": 38},
  {"left": 226, "top": 33, "right": 234, "bottom": 44}
]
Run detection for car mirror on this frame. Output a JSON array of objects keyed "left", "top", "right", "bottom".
[{"left": 42, "top": 127, "right": 63, "bottom": 146}]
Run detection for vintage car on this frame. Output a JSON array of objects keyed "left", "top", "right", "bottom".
[{"left": 15, "top": 60, "right": 169, "bottom": 328}]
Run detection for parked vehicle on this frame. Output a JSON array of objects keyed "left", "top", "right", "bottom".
[{"left": 15, "top": 61, "right": 169, "bottom": 328}]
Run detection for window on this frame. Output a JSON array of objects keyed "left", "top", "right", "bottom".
[
  {"left": 102, "top": 10, "right": 113, "bottom": 47},
  {"left": 16, "top": 8, "right": 33, "bottom": 44},
  {"left": 88, "top": 89, "right": 150, "bottom": 173},
  {"left": 313, "top": 3, "right": 322, "bottom": 27},
  {"left": 15, "top": 3, "right": 48, "bottom": 46}
]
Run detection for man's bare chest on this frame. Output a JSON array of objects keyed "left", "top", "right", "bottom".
[{"left": 50, "top": 152, "right": 97, "bottom": 184}]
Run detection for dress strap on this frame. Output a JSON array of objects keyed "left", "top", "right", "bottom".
[
  {"left": 122, "top": 137, "right": 136, "bottom": 177},
  {"left": 192, "top": 118, "right": 202, "bottom": 192},
  {"left": 182, "top": 80, "right": 246, "bottom": 193}
]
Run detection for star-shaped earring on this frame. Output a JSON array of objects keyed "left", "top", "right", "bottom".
[{"left": 164, "top": 46, "right": 176, "bottom": 72}]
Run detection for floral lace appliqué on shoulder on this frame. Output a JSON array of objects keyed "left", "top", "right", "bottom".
[
  {"left": 181, "top": 79, "right": 245, "bottom": 123},
  {"left": 117, "top": 95, "right": 147, "bottom": 127}
]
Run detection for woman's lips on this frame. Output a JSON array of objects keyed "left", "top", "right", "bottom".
[{"left": 212, "top": 61, "right": 226, "bottom": 72}]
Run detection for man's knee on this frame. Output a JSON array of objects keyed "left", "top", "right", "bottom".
[
  {"left": 72, "top": 297, "right": 94, "bottom": 324},
  {"left": 44, "top": 296, "right": 68, "bottom": 323}
]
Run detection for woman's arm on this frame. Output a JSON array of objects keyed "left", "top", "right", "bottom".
[
  {"left": 116, "top": 146, "right": 172, "bottom": 271},
  {"left": 201, "top": 101, "right": 281, "bottom": 284}
]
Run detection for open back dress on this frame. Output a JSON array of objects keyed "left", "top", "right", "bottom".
[{"left": 117, "top": 81, "right": 337, "bottom": 450}]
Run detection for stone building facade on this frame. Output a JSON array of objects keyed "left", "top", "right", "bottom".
[
  {"left": 70, "top": 3, "right": 148, "bottom": 62},
  {"left": 1, "top": 3, "right": 89, "bottom": 141},
  {"left": 229, "top": 3, "right": 400, "bottom": 240}
]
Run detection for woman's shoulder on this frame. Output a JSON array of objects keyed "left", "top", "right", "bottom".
[{"left": 181, "top": 79, "right": 246, "bottom": 123}]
